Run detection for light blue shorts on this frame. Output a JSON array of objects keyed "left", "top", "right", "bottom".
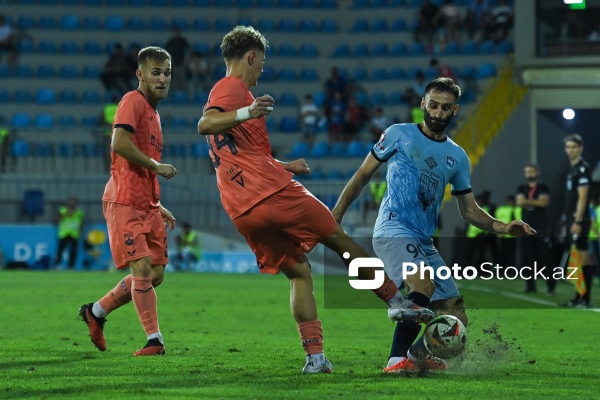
[{"left": 372, "top": 233, "right": 459, "bottom": 302}]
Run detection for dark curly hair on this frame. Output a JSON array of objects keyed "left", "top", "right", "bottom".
[
  {"left": 221, "top": 26, "right": 269, "bottom": 60},
  {"left": 425, "top": 77, "right": 462, "bottom": 101}
]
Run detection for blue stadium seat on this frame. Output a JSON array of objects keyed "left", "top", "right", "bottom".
[
  {"left": 371, "top": 0, "right": 386, "bottom": 6},
  {"left": 192, "top": 19, "right": 210, "bottom": 31},
  {"left": 352, "top": 0, "right": 369, "bottom": 8},
  {"left": 310, "top": 142, "right": 330, "bottom": 158},
  {"left": 407, "top": 66, "right": 423, "bottom": 79},
  {"left": 331, "top": 43, "right": 350, "bottom": 58},
  {"left": 58, "top": 116, "right": 76, "bottom": 128},
  {"left": 35, "top": 143, "right": 53, "bottom": 157},
  {"left": 81, "top": 143, "right": 101, "bottom": 157},
  {"left": 371, "top": 68, "right": 388, "bottom": 80},
  {"left": 14, "top": 90, "right": 33, "bottom": 103},
  {"left": 390, "top": 18, "right": 407, "bottom": 31},
  {"left": 37, "top": 89, "right": 56, "bottom": 104},
  {"left": 299, "top": 19, "right": 318, "bottom": 32},
  {"left": 372, "top": 42, "right": 389, "bottom": 56},
  {"left": 313, "top": 91, "right": 327, "bottom": 107},
  {"left": 388, "top": 92, "right": 403, "bottom": 104},
  {"left": 215, "top": 18, "right": 233, "bottom": 31},
  {"left": 193, "top": 91, "right": 209, "bottom": 105},
  {"left": 257, "top": 0, "right": 276, "bottom": 6},
  {"left": 18, "top": 39, "right": 34, "bottom": 53},
  {"left": 61, "top": 15, "right": 79, "bottom": 30},
  {"left": 212, "top": 64, "right": 226, "bottom": 80},
  {"left": 35, "top": 114, "right": 54, "bottom": 129},
  {"left": 257, "top": 19, "right": 275, "bottom": 32},
  {"left": 39, "top": 40, "right": 57, "bottom": 54},
  {"left": 371, "top": 18, "right": 388, "bottom": 32},
  {"left": 279, "top": 44, "right": 296, "bottom": 57},
  {"left": 83, "top": 66, "right": 100, "bottom": 79},
  {"left": 279, "top": 19, "right": 296, "bottom": 32},
  {"left": 59, "top": 89, "right": 78, "bottom": 104},
  {"left": 477, "top": 63, "right": 496, "bottom": 79},
  {"left": 279, "top": 68, "right": 297, "bottom": 81},
  {"left": 149, "top": 18, "right": 168, "bottom": 31},
  {"left": 286, "top": 142, "right": 310, "bottom": 158},
  {"left": 82, "top": 90, "right": 101, "bottom": 104},
  {"left": 351, "top": 19, "right": 369, "bottom": 33},
  {"left": 192, "top": 0, "right": 212, "bottom": 5},
  {"left": 352, "top": 44, "right": 369, "bottom": 57},
  {"left": 37, "top": 65, "right": 56, "bottom": 78},
  {"left": 81, "top": 116, "right": 100, "bottom": 126},
  {"left": 409, "top": 42, "right": 426, "bottom": 56},
  {"left": 61, "top": 41, "right": 79, "bottom": 54},
  {"left": 171, "top": 18, "right": 189, "bottom": 30},
  {"left": 300, "top": 0, "right": 318, "bottom": 7},
  {"left": 17, "top": 16, "right": 36, "bottom": 29},
  {"left": 351, "top": 67, "right": 368, "bottom": 81},
  {"left": 347, "top": 140, "right": 365, "bottom": 157},
  {"left": 327, "top": 169, "right": 343, "bottom": 180},
  {"left": 321, "top": 19, "right": 337, "bottom": 33},
  {"left": 59, "top": 65, "right": 78, "bottom": 79},
  {"left": 461, "top": 40, "right": 477, "bottom": 55},
  {"left": 0, "top": 65, "right": 8, "bottom": 78},
  {"left": 39, "top": 16, "right": 57, "bottom": 29},
  {"left": 424, "top": 66, "right": 438, "bottom": 80},
  {"left": 459, "top": 65, "right": 478, "bottom": 79},
  {"left": 82, "top": 16, "right": 102, "bottom": 30},
  {"left": 171, "top": 116, "right": 188, "bottom": 128},
  {"left": 266, "top": 118, "right": 276, "bottom": 132},
  {"left": 260, "top": 66, "right": 276, "bottom": 82},
  {"left": 12, "top": 113, "right": 31, "bottom": 128},
  {"left": 22, "top": 190, "right": 44, "bottom": 220},
  {"left": 391, "top": 42, "right": 407, "bottom": 56},
  {"left": 279, "top": 92, "right": 299, "bottom": 106},
  {"left": 330, "top": 142, "right": 346, "bottom": 157},
  {"left": 84, "top": 41, "right": 102, "bottom": 54},
  {"left": 238, "top": 17, "right": 253, "bottom": 26},
  {"left": 299, "top": 44, "right": 318, "bottom": 57},
  {"left": 57, "top": 143, "right": 75, "bottom": 157},
  {"left": 11, "top": 140, "right": 30, "bottom": 157},
  {"left": 353, "top": 92, "right": 368, "bottom": 105},
  {"left": 0, "top": 89, "right": 8, "bottom": 102},
  {"left": 150, "top": 0, "right": 168, "bottom": 5},
  {"left": 280, "top": 0, "right": 296, "bottom": 7},
  {"left": 279, "top": 117, "right": 300, "bottom": 133},
  {"left": 105, "top": 15, "right": 124, "bottom": 31},
  {"left": 300, "top": 68, "right": 319, "bottom": 81},
  {"left": 128, "top": 17, "right": 145, "bottom": 30},
  {"left": 370, "top": 92, "right": 387, "bottom": 106},
  {"left": 191, "top": 142, "right": 210, "bottom": 158},
  {"left": 171, "top": 91, "right": 189, "bottom": 105},
  {"left": 497, "top": 41, "right": 514, "bottom": 54},
  {"left": 443, "top": 41, "right": 460, "bottom": 55},
  {"left": 479, "top": 40, "right": 495, "bottom": 54},
  {"left": 238, "top": 0, "right": 254, "bottom": 7}
]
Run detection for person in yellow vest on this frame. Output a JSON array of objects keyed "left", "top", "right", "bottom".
[
  {"left": 465, "top": 191, "right": 499, "bottom": 270},
  {"left": 173, "top": 222, "right": 201, "bottom": 272},
  {"left": 99, "top": 94, "right": 120, "bottom": 172},
  {"left": 369, "top": 172, "right": 387, "bottom": 210},
  {"left": 494, "top": 195, "right": 521, "bottom": 273},
  {"left": 54, "top": 196, "right": 84, "bottom": 270}
]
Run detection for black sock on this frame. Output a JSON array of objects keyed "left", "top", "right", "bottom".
[
  {"left": 389, "top": 320, "right": 421, "bottom": 359},
  {"left": 406, "top": 291, "right": 430, "bottom": 307}
]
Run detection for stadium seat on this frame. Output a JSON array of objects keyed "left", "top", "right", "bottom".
[
  {"left": 479, "top": 40, "right": 495, "bottom": 54},
  {"left": 14, "top": 90, "right": 33, "bottom": 103},
  {"left": 83, "top": 66, "right": 100, "bottom": 79},
  {"left": 370, "top": 92, "right": 387, "bottom": 106},
  {"left": 300, "top": 68, "right": 319, "bottom": 81},
  {"left": 60, "top": 65, "right": 78, "bottom": 79},
  {"left": 128, "top": 17, "right": 145, "bottom": 30},
  {"left": 279, "top": 44, "right": 296, "bottom": 57},
  {"left": 327, "top": 169, "right": 343, "bottom": 180},
  {"left": 279, "top": 117, "right": 300, "bottom": 133},
  {"left": 35, "top": 114, "right": 54, "bottom": 129},
  {"left": 279, "top": 19, "right": 296, "bottom": 32},
  {"left": 22, "top": 190, "right": 44, "bottom": 220},
  {"left": 37, "top": 65, "right": 56, "bottom": 78},
  {"left": 330, "top": 142, "right": 346, "bottom": 157},
  {"left": 280, "top": 0, "right": 296, "bottom": 7},
  {"left": 286, "top": 142, "right": 310, "bottom": 158},
  {"left": 61, "top": 41, "right": 79, "bottom": 54},
  {"left": 83, "top": 41, "right": 102, "bottom": 55},
  {"left": 461, "top": 40, "right": 477, "bottom": 55},
  {"left": 192, "top": 0, "right": 211, "bottom": 5},
  {"left": 18, "top": 39, "right": 34, "bottom": 53},
  {"left": 81, "top": 116, "right": 100, "bottom": 126},
  {"left": 171, "top": 116, "right": 188, "bottom": 128},
  {"left": 353, "top": 92, "right": 368, "bottom": 106},
  {"left": 260, "top": 66, "right": 276, "bottom": 82},
  {"left": 0, "top": 65, "right": 8, "bottom": 78},
  {"left": 82, "top": 16, "right": 102, "bottom": 30},
  {"left": 59, "top": 89, "right": 78, "bottom": 103},
  {"left": 310, "top": 142, "right": 330, "bottom": 158},
  {"left": 12, "top": 113, "right": 31, "bottom": 128},
  {"left": 407, "top": 66, "right": 423, "bottom": 79},
  {"left": 39, "top": 40, "right": 57, "bottom": 54},
  {"left": 299, "top": 19, "right": 318, "bottom": 33},
  {"left": 409, "top": 42, "right": 426, "bottom": 56},
  {"left": 82, "top": 90, "right": 101, "bottom": 104},
  {"left": 0, "top": 89, "right": 8, "bottom": 102},
  {"left": 61, "top": 15, "right": 79, "bottom": 30},
  {"left": 443, "top": 41, "right": 460, "bottom": 55},
  {"left": 298, "top": 44, "right": 318, "bottom": 57},
  {"left": 477, "top": 63, "right": 496, "bottom": 79},
  {"left": 58, "top": 116, "right": 77, "bottom": 128},
  {"left": 497, "top": 41, "right": 514, "bottom": 54},
  {"left": 313, "top": 91, "right": 327, "bottom": 107},
  {"left": 192, "top": 19, "right": 210, "bottom": 31},
  {"left": 279, "top": 92, "right": 299, "bottom": 106},
  {"left": 371, "top": 42, "right": 389, "bottom": 56},
  {"left": 459, "top": 65, "right": 478, "bottom": 79},
  {"left": 237, "top": 17, "right": 253, "bottom": 27},
  {"left": 424, "top": 66, "right": 438, "bottom": 80},
  {"left": 193, "top": 91, "right": 209, "bottom": 105},
  {"left": 215, "top": 18, "right": 233, "bottom": 31},
  {"left": 81, "top": 143, "right": 101, "bottom": 157},
  {"left": 191, "top": 142, "right": 210, "bottom": 158},
  {"left": 36, "top": 89, "right": 56, "bottom": 104},
  {"left": 57, "top": 143, "right": 75, "bottom": 157},
  {"left": 300, "top": 0, "right": 318, "bottom": 7},
  {"left": 347, "top": 140, "right": 365, "bottom": 157},
  {"left": 172, "top": 0, "right": 189, "bottom": 5},
  {"left": 391, "top": 42, "right": 408, "bottom": 56},
  {"left": 351, "top": 19, "right": 369, "bottom": 33},
  {"left": 17, "top": 16, "right": 35, "bottom": 29},
  {"left": 149, "top": 18, "right": 168, "bottom": 31},
  {"left": 11, "top": 139, "right": 30, "bottom": 157},
  {"left": 238, "top": 0, "right": 254, "bottom": 7},
  {"left": 105, "top": 15, "right": 124, "bottom": 31},
  {"left": 371, "top": 18, "right": 388, "bottom": 32},
  {"left": 321, "top": 19, "right": 337, "bottom": 33},
  {"left": 35, "top": 142, "right": 53, "bottom": 157},
  {"left": 171, "top": 91, "right": 189, "bottom": 105},
  {"left": 390, "top": 18, "right": 407, "bottom": 31},
  {"left": 389, "top": 67, "right": 406, "bottom": 79},
  {"left": 352, "top": 44, "right": 369, "bottom": 57},
  {"left": 39, "top": 16, "right": 57, "bottom": 29},
  {"left": 321, "top": 0, "right": 336, "bottom": 8},
  {"left": 257, "top": 19, "right": 275, "bottom": 32},
  {"left": 150, "top": 0, "right": 168, "bottom": 5},
  {"left": 352, "top": 0, "right": 369, "bottom": 8},
  {"left": 352, "top": 67, "right": 368, "bottom": 81},
  {"left": 331, "top": 44, "right": 350, "bottom": 57}
]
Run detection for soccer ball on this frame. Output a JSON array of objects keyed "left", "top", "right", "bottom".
[{"left": 423, "top": 315, "right": 467, "bottom": 359}]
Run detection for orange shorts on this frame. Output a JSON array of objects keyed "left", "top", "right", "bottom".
[
  {"left": 103, "top": 202, "right": 168, "bottom": 269},
  {"left": 233, "top": 180, "right": 337, "bottom": 274}
]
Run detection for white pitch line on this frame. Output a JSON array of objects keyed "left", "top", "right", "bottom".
[{"left": 457, "top": 282, "right": 600, "bottom": 313}]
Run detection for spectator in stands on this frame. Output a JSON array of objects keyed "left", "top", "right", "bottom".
[
  {"left": 465, "top": 0, "right": 489, "bottom": 43},
  {"left": 186, "top": 50, "right": 210, "bottom": 93},
  {"left": 0, "top": 14, "right": 17, "bottom": 70},
  {"left": 433, "top": 0, "right": 462, "bottom": 45},
  {"left": 344, "top": 96, "right": 367, "bottom": 141},
  {"left": 54, "top": 196, "right": 84, "bottom": 270},
  {"left": 300, "top": 94, "right": 319, "bottom": 143},
  {"left": 430, "top": 58, "right": 458, "bottom": 83},
  {"left": 408, "top": 96, "right": 425, "bottom": 124},
  {"left": 165, "top": 27, "right": 190, "bottom": 92},
  {"left": 126, "top": 44, "right": 142, "bottom": 88},
  {"left": 172, "top": 222, "right": 201, "bottom": 272},
  {"left": 368, "top": 107, "right": 393, "bottom": 142},
  {"left": 325, "top": 91, "right": 347, "bottom": 143},
  {"left": 100, "top": 43, "right": 130, "bottom": 95},
  {"left": 414, "top": 0, "right": 441, "bottom": 48},
  {"left": 404, "top": 71, "right": 427, "bottom": 104},
  {"left": 488, "top": 0, "right": 513, "bottom": 44},
  {"left": 325, "top": 67, "right": 348, "bottom": 101}
]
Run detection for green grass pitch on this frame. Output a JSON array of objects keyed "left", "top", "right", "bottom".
[{"left": 1, "top": 271, "right": 599, "bottom": 399}]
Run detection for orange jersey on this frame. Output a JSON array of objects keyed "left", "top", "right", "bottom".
[
  {"left": 204, "top": 77, "right": 291, "bottom": 219},
  {"left": 103, "top": 90, "right": 163, "bottom": 211}
]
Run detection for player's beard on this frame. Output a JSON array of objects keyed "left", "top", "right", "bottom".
[{"left": 424, "top": 110, "right": 453, "bottom": 133}]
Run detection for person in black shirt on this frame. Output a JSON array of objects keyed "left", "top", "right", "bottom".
[
  {"left": 516, "top": 164, "right": 555, "bottom": 295},
  {"left": 563, "top": 134, "right": 594, "bottom": 307}
]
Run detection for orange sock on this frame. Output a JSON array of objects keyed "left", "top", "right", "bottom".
[
  {"left": 131, "top": 276, "right": 159, "bottom": 336},
  {"left": 372, "top": 275, "right": 399, "bottom": 303},
  {"left": 98, "top": 275, "right": 133, "bottom": 314},
  {"left": 298, "top": 320, "right": 323, "bottom": 355}
]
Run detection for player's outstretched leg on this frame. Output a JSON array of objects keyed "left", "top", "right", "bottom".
[
  {"left": 387, "top": 298, "right": 435, "bottom": 324},
  {"left": 78, "top": 303, "right": 107, "bottom": 352}
]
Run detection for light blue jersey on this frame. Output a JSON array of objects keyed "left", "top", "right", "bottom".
[{"left": 371, "top": 123, "right": 472, "bottom": 239}]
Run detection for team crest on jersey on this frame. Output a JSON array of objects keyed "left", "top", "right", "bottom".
[
  {"left": 425, "top": 156, "right": 438, "bottom": 169},
  {"left": 375, "top": 132, "right": 386, "bottom": 150},
  {"left": 124, "top": 232, "right": 134, "bottom": 246},
  {"left": 446, "top": 156, "right": 455, "bottom": 168},
  {"left": 418, "top": 172, "right": 438, "bottom": 211}
]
